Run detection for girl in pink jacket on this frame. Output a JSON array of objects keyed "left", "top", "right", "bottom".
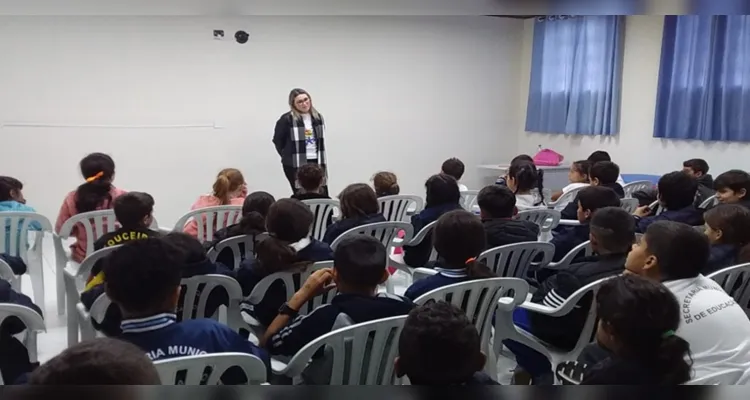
[
  {"left": 184, "top": 168, "right": 247, "bottom": 240},
  {"left": 55, "top": 153, "right": 127, "bottom": 263}
]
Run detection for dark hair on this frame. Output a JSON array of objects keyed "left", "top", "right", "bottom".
[
  {"left": 477, "top": 185, "right": 516, "bottom": 218},
  {"left": 571, "top": 160, "right": 591, "bottom": 182},
  {"left": 507, "top": 161, "right": 545, "bottom": 205},
  {"left": 441, "top": 158, "right": 466, "bottom": 181},
  {"left": 714, "top": 170, "right": 750, "bottom": 199},
  {"left": 658, "top": 171, "right": 698, "bottom": 210},
  {"left": 75, "top": 153, "right": 116, "bottom": 213},
  {"left": 333, "top": 235, "right": 386, "bottom": 289},
  {"left": 644, "top": 221, "right": 709, "bottom": 280},
  {"left": 339, "top": 183, "right": 380, "bottom": 218},
  {"left": 398, "top": 301, "right": 483, "bottom": 385},
  {"left": 104, "top": 238, "right": 183, "bottom": 315},
  {"left": 373, "top": 171, "right": 400, "bottom": 197},
  {"left": 28, "top": 338, "right": 160, "bottom": 385},
  {"left": 0, "top": 176, "right": 23, "bottom": 202},
  {"left": 595, "top": 275, "right": 692, "bottom": 385},
  {"left": 589, "top": 207, "right": 635, "bottom": 253},
  {"left": 425, "top": 174, "right": 461, "bottom": 209},
  {"left": 162, "top": 232, "right": 207, "bottom": 265},
  {"left": 433, "top": 210, "right": 493, "bottom": 278},
  {"left": 239, "top": 191, "right": 275, "bottom": 234},
  {"left": 578, "top": 186, "right": 621, "bottom": 215},
  {"left": 511, "top": 154, "right": 534, "bottom": 166},
  {"left": 255, "top": 199, "right": 314, "bottom": 275},
  {"left": 589, "top": 161, "right": 620, "bottom": 185},
  {"left": 113, "top": 192, "right": 154, "bottom": 228},
  {"left": 683, "top": 159, "right": 709, "bottom": 175},
  {"left": 704, "top": 204, "right": 750, "bottom": 264},
  {"left": 296, "top": 164, "right": 325, "bottom": 192},
  {"left": 587, "top": 150, "right": 612, "bottom": 164}
]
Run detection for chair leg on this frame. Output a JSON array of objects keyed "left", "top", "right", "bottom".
[
  {"left": 29, "top": 258, "right": 45, "bottom": 312},
  {"left": 66, "top": 287, "right": 79, "bottom": 347},
  {"left": 57, "top": 264, "right": 66, "bottom": 316}
]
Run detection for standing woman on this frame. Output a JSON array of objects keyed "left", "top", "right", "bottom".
[{"left": 273, "top": 88, "right": 328, "bottom": 195}]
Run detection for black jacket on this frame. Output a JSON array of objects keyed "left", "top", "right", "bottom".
[
  {"left": 550, "top": 224, "right": 590, "bottom": 262},
  {"left": 529, "top": 253, "right": 627, "bottom": 349},
  {"left": 291, "top": 192, "right": 330, "bottom": 201},
  {"left": 322, "top": 213, "right": 386, "bottom": 245},
  {"left": 704, "top": 244, "right": 739, "bottom": 275},
  {"left": 204, "top": 223, "right": 265, "bottom": 270},
  {"left": 561, "top": 183, "right": 624, "bottom": 220},
  {"left": 0, "top": 254, "right": 27, "bottom": 275},
  {"left": 482, "top": 218, "right": 539, "bottom": 249},
  {"left": 635, "top": 205, "right": 704, "bottom": 233},
  {"left": 273, "top": 111, "right": 326, "bottom": 168},
  {"left": 403, "top": 203, "right": 463, "bottom": 267},
  {"left": 695, "top": 174, "right": 715, "bottom": 208}
]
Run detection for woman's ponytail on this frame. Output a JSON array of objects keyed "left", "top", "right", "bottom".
[
  {"left": 255, "top": 236, "right": 299, "bottom": 275},
  {"left": 213, "top": 174, "right": 231, "bottom": 205},
  {"left": 535, "top": 169, "right": 546, "bottom": 206},
  {"left": 653, "top": 334, "right": 693, "bottom": 384},
  {"left": 75, "top": 153, "right": 116, "bottom": 213}
]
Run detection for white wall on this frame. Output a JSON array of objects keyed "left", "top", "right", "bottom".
[
  {"left": 0, "top": 16, "right": 523, "bottom": 226},
  {"left": 517, "top": 16, "right": 750, "bottom": 178}
]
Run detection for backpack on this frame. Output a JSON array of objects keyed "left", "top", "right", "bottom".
[{"left": 533, "top": 149, "right": 564, "bottom": 166}]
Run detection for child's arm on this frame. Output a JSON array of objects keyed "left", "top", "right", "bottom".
[
  {"left": 551, "top": 191, "right": 563, "bottom": 201},
  {"left": 55, "top": 196, "right": 73, "bottom": 234}
]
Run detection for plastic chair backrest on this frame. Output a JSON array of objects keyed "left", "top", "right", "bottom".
[
  {"left": 622, "top": 180, "right": 653, "bottom": 198},
  {"left": 514, "top": 209, "right": 561, "bottom": 233},
  {"left": 707, "top": 263, "right": 750, "bottom": 316},
  {"left": 302, "top": 199, "right": 340, "bottom": 241},
  {"left": 548, "top": 241, "right": 593, "bottom": 269},
  {"left": 0, "top": 258, "right": 18, "bottom": 288},
  {"left": 699, "top": 195, "right": 718, "bottom": 209},
  {"left": 479, "top": 242, "right": 555, "bottom": 278},
  {"left": 330, "top": 222, "right": 414, "bottom": 251},
  {"left": 173, "top": 206, "right": 243, "bottom": 243},
  {"left": 206, "top": 234, "right": 258, "bottom": 270},
  {"left": 179, "top": 274, "right": 244, "bottom": 331},
  {"left": 56, "top": 210, "right": 118, "bottom": 256},
  {"left": 406, "top": 221, "right": 438, "bottom": 263},
  {"left": 72, "top": 245, "right": 122, "bottom": 286},
  {"left": 246, "top": 261, "right": 337, "bottom": 316},
  {"left": 0, "top": 303, "right": 45, "bottom": 384},
  {"left": 378, "top": 195, "right": 424, "bottom": 222},
  {"left": 0, "top": 212, "right": 53, "bottom": 260},
  {"left": 548, "top": 186, "right": 587, "bottom": 211},
  {"left": 280, "top": 315, "right": 407, "bottom": 385},
  {"left": 552, "top": 277, "right": 613, "bottom": 360},
  {"left": 619, "top": 198, "right": 639, "bottom": 214},
  {"left": 460, "top": 190, "right": 480, "bottom": 211},
  {"left": 89, "top": 291, "right": 112, "bottom": 325},
  {"left": 153, "top": 352, "right": 267, "bottom": 385}
]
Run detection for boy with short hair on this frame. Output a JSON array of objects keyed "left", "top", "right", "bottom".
[
  {"left": 633, "top": 171, "right": 704, "bottom": 232},
  {"left": 0, "top": 176, "right": 42, "bottom": 272},
  {"left": 561, "top": 161, "right": 624, "bottom": 220},
  {"left": 105, "top": 239, "right": 268, "bottom": 383},
  {"left": 291, "top": 164, "right": 330, "bottom": 201},
  {"left": 551, "top": 186, "right": 621, "bottom": 261},
  {"left": 682, "top": 158, "right": 714, "bottom": 206},
  {"left": 714, "top": 169, "right": 750, "bottom": 210},
  {"left": 476, "top": 185, "right": 539, "bottom": 248},
  {"left": 587, "top": 150, "right": 625, "bottom": 185},
  {"left": 396, "top": 301, "right": 499, "bottom": 385},
  {"left": 442, "top": 158, "right": 468, "bottom": 192}
]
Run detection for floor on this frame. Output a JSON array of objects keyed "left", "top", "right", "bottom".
[{"left": 17, "top": 234, "right": 518, "bottom": 384}]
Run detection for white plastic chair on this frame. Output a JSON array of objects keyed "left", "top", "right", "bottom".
[
  {"left": 478, "top": 242, "right": 555, "bottom": 279},
  {"left": 378, "top": 195, "right": 424, "bottom": 222},
  {"left": 173, "top": 206, "right": 243, "bottom": 243},
  {"left": 460, "top": 190, "right": 480, "bottom": 211},
  {"left": 515, "top": 209, "right": 561, "bottom": 234},
  {"left": 515, "top": 277, "right": 613, "bottom": 376},
  {"left": 206, "top": 234, "right": 258, "bottom": 271},
  {"left": 154, "top": 353, "right": 267, "bottom": 385},
  {"left": 619, "top": 198, "right": 639, "bottom": 214},
  {"left": 0, "top": 258, "right": 19, "bottom": 289},
  {"left": 699, "top": 195, "right": 718, "bottom": 209},
  {"left": 547, "top": 241, "right": 593, "bottom": 270},
  {"left": 179, "top": 274, "right": 244, "bottom": 331},
  {"left": 274, "top": 315, "right": 407, "bottom": 385},
  {"left": 0, "top": 212, "right": 52, "bottom": 310},
  {"left": 622, "top": 180, "right": 653, "bottom": 198},
  {"left": 707, "top": 263, "right": 750, "bottom": 316},
  {"left": 414, "top": 277, "right": 530, "bottom": 377},
  {"left": 54, "top": 209, "right": 118, "bottom": 316},
  {"left": 548, "top": 186, "right": 587, "bottom": 211},
  {"left": 79, "top": 291, "right": 111, "bottom": 342},
  {"left": 0, "top": 303, "right": 45, "bottom": 385},
  {"left": 302, "top": 199, "right": 340, "bottom": 241}
]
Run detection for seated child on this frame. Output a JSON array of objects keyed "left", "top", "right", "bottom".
[
  {"left": 262, "top": 236, "right": 413, "bottom": 366},
  {"left": 0, "top": 176, "right": 42, "bottom": 256},
  {"left": 405, "top": 210, "right": 495, "bottom": 300},
  {"left": 291, "top": 164, "right": 330, "bottom": 201},
  {"left": 495, "top": 154, "right": 533, "bottom": 186},
  {"left": 235, "top": 199, "right": 333, "bottom": 326},
  {"left": 396, "top": 301, "right": 499, "bottom": 385},
  {"left": 184, "top": 168, "right": 247, "bottom": 239},
  {"left": 55, "top": 153, "right": 127, "bottom": 263},
  {"left": 575, "top": 275, "right": 692, "bottom": 385},
  {"left": 205, "top": 191, "right": 275, "bottom": 267},
  {"left": 322, "top": 184, "right": 385, "bottom": 245},
  {"left": 587, "top": 150, "right": 625, "bottom": 185},
  {"left": 373, "top": 171, "right": 400, "bottom": 197},
  {"left": 27, "top": 338, "right": 161, "bottom": 385},
  {"left": 477, "top": 185, "right": 539, "bottom": 248},
  {"left": 442, "top": 158, "right": 468, "bottom": 192},
  {"left": 714, "top": 169, "right": 750, "bottom": 210},
  {"left": 702, "top": 204, "right": 750, "bottom": 274},
  {"left": 551, "top": 186, "right": 621, "bottom": 262},
  {"left": 551, "top": 160, "right": 590, "bottom": 202},
  {"left": 560, "top": 161, "right": 624, "bottom": 220},
  {"left": 403, "top": 174, "right": 463, "bottom": 267},
  {"left": 683, "top": 158, "right": 714, "bottom": 207},
  {"left": 0, "top": 279, "right": 43, "bottom": 384},
  {"left": 506, "top": 207, "right": 635, "bottom": 384},
  {"left": 506, "top": 161, "right": 546, "bottom": 210},
  {"left": 105, "top": 239, "right": 269, "bottom": 383},
  {"left": 633, "top": 171, "right": 704, "bottom": 232}
]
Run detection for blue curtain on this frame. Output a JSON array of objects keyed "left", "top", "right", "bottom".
[
  {"left": 525, "top": 16, "right": 624, "bottom": 135},
  {"left": 654, "top": 16, "right": 750, "bottom": 142}
]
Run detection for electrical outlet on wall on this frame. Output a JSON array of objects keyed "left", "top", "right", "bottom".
[{"left": 213, "top": 30, "right": 225, "bottom": 40}]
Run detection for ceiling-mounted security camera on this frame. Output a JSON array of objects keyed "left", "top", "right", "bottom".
[{"left": 235, "top": 30, "right": 249, "bottom": 44}]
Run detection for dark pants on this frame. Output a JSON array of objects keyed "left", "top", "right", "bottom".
[
  {"left": 283, "top": 160, "right": 328, "bottom": 196},
  {"left": 503, "top": 308, "right": 553, "bottom": 381}
]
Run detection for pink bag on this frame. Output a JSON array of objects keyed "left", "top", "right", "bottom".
[{"left": 533, "top": 149, "right": 564, "bottom": 166}]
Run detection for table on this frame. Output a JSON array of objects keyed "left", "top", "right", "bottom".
[{"left": 477, "top": 164, "right": 571, "bottom": 191}]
